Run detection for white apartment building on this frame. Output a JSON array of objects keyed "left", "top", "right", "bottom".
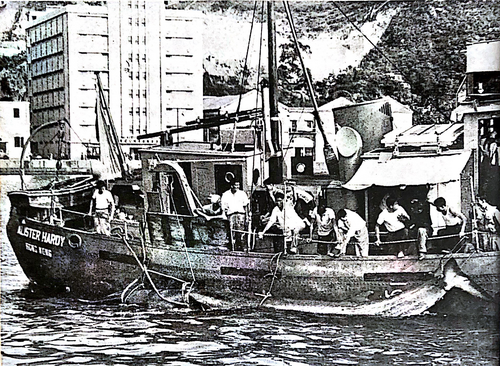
[
  {"left": 27, "top": 5, "right": 109, "bottom": 160},
  {"left": 0, "top": 101, "right": 30, "bottom": 159},
  {"left": 26, "top": 2, "right": 203, "bottom": 160},
  {"left": 108, "top": 1, "right": 203, "bottom": 157}
]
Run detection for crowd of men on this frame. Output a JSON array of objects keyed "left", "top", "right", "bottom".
[{"left": 88, "top": 178, "right": 499, "bottom": 258}]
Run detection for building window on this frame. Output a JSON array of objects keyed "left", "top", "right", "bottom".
[
  {"left": 136, "top": 72, "right": 139, "bottom": 80},
  {"left": 136, "top": 108, "right": 140, "bottom": 115},
  {"left": 141, "top": 18, "right": 146, "bottom": 25},
  {"left": 128, "top": 17, "right": 132, "bottom": 25},
  {"left": 128, "top": 53, "right": 133, "bottom": 62},
  {"left": 129, "top": 108, "right": 133, "bottom": 116},
  {"left": 13, "top": 108, "right": 20, "bottom": 118},
  {"left": 14, "top": 136, "right": 24, "bottom": 147},
  {"left": 143, "top": 36, "right": 146, "bottom": 45},
  {"left": 129, "top": 89, "right": 133, "bottom": 97},
  {"left": 143, "top": 72, "right": 147, "bottom": 80},
  {"left": 128, "top": 36, "right": 132, "bottom": 44},
  {"left": 128, "top": 1, "right": 132, "bottom": 8},
  {"left": 142, "top": 90, "right": 146, "bottom": 98},
  {"left": 135, "top": 36, "right": 139, "bottom": 44},
  {"left": 291, "top": 120, "right": 297, "bottom": 132},
  {"left": 142, "top": 54, "right": 146, "bottom": 63},
  {"left": 135, "top": 18, "right": 139, "bottom": 26}
]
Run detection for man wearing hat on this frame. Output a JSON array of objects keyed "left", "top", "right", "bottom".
[{"left": 89, "top": 180, "right": 115, "bottom": 236}]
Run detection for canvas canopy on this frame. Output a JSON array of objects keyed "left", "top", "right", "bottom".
[{"left": 342, "top": 151, "right": 471, "bottom": 191}]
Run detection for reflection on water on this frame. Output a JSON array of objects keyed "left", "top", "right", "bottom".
[{"left": 1, "top": 175, "right": 499, "bottom": 365}]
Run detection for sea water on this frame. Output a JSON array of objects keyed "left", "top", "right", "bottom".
[{"left": 1, "top": 175, "right": 498, "bottom": 365}]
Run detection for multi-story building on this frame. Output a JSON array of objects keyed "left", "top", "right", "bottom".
[
  {"left": 27, "top": 5, "right": 109, "bottom": 160},
  {"left": 0, "top": 101, "right": 30, "bottom": 159},
  {"left": 26, "top": 2, "right": 203, "bottom": 160},
  {"left": 108, "top": 1, "right": 203, "bottom": 157}
]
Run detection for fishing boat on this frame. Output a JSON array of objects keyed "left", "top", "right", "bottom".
[
  {"left": 6, "top": 3, "right": 500, "bottom": 316},
  {"left": 8, "top": 73, "right": 139, "bottom": 223}
]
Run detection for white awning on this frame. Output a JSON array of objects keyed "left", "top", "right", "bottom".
[{"left": 343, "top": 151, "right": 471, "bottom": 190}]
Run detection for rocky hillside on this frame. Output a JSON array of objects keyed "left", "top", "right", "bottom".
[{"left": 1, "top": 1, "right": 499, "bottom": 124}]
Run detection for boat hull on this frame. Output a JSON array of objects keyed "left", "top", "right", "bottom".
[
  {"left": 6, "top": 215, "right": 143, "bottom": 299},
  {"left": 7, "top": 212, "right": 500, "bottom": 305}
]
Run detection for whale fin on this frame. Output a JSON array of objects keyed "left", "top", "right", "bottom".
[{"left": 442, "top": 258, "right": 493, "bottom": 301}]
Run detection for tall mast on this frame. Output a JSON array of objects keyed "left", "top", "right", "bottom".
[
  {"left": 283, "top": 1, "right": 340, "bottom": 180},
  {"left": 267, "top": 1, "right": 283, "bottom": 183}
]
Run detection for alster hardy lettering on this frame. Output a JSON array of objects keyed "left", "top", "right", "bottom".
[{"left": 17, "top": 226, "right": 65, "bottom": 247}]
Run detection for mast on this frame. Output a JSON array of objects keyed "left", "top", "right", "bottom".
[
  {"left": 283, "top": 1, "right": 340, "bottom": 180},
  {"left": 267, "top": 1, "right": 284, "bottom": 183},
  {"left": 95, "top": 72, "right": 131, "bottom": 180}
]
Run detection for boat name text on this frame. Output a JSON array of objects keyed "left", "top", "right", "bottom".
[
  {"left": 17, "top": 226, "right": 65, "bottom": 247},
  {"left": 25, "top": 243, "right": 52, "bottom": 257}
]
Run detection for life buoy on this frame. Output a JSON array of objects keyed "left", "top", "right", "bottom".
[
  {"left": 111, "top": 226, "right": 135, "bottom": 241},
  {"left": 68, "top": 234, "right": 82, "bottom": 249}
]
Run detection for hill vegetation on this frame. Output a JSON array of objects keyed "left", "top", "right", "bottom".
[{"left": 1, "top": 1, "right": 499, "bottom": 125}]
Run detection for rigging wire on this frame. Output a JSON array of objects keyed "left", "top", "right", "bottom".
[
  {"left": 332, "top": 1, "right": 451, "bottom": 123},
  {"left": 236, "top": 1, "right": 259, "bottom": 114},
  {"left": 249, "top": 2, "right": 266, "bottom": 208},
  {"left": 230, "top": 1, "right": 259, "bottom": 152}
]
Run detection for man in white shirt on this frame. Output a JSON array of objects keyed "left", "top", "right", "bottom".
[
  {"left": 221, "top": 181, "right": 249, "bottom": 251},
  {"left": 433, "top": 196, "right": 467, "bottom": 253},
  {"left": 258, "top": 191, "right": 305, "bottom": 254},
  {"left": 375, "top": 196, "right": 410, "bottom": 258},
  {"left": 335, "top": 208, "right": 369, "bottom": 257},
  {"left": 89, "top": 180, "right": 115, "bottom": 236},
  {"left": 311, "top": 203, "right": 338, "bottom": 255}
]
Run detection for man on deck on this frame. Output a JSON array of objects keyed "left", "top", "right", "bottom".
[
  {"left": 375, "top": 196, "right": 410, "bottom": 258},
  {"left": 335, "top": 209, "right": 369, "bottom": 257},
  {"left": 89, "top": 180, "right": 115, "bottom": 236},
  {"left": 433, "top": 197, "right": 467, "bottom": 253},
  {"left": 476, "top": 195, "right": 500, "bottom": 251},
  {"left": 221, "top": 180, "right": 250, "bottom": 251},
  {"left": 258, "top": 191, "right": 305, "bottom": 254}
]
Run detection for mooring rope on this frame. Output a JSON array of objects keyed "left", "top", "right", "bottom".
[
  {"left": 258, "top": 252, "right": 282, "bottom": 306},
  {"left": 120, "top": 234, "right": 188, "bottom": 307}
]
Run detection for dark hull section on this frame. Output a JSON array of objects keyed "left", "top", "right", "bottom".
[
  {"left": 147, "top": 246, "right": 500, "bottom": 304},
  {"left": 6, "top": 215, "right": 142, "bottom": 299},
  {"left": 8, "top": 210, "right": 500, "bottom": 309}
]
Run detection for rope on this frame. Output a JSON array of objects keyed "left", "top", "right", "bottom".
[
  {"left": 258, "top": 252, "right": 282, "bottom": 306},
  {"left": 236, "top": 1, "right": 258, "bottom": 114},
  {"left": 234, "top": 228, "right": 472, "bottom": 243},
  {"left": 170, "top": 192, "right": 197, "bottom": 286},
  {"left": 120, "top": 234, "right": 188, "bottom": 307}
]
